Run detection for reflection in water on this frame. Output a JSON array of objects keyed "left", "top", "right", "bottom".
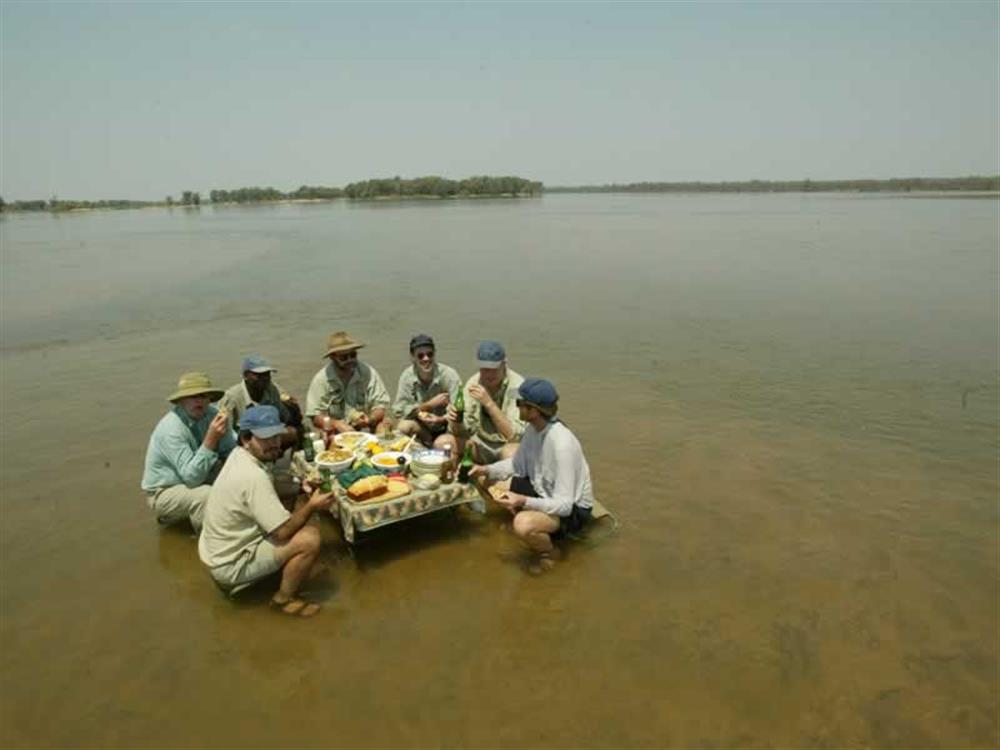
[{"left": 0, "top": 195, "right": 997, "bottom": 748}]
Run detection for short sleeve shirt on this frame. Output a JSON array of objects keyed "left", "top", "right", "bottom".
[
  {"left": 198, "top": 446, "right": 291, "bottom": 569},
  {"left": 462, "top": 368, "right": 526, "bottom": 445},
  {"left": 392, "top": 363, "right": 463, "bottom": 420},
  {"left": 217, "top": 380, "right": 292, "bottom": 430},
  {"left": 304, "top": 361, "right": 391, "bottom": 419}
]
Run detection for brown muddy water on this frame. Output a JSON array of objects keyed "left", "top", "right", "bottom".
[{"left": 1, "top": 194, "right": 997, "bottom": 748}]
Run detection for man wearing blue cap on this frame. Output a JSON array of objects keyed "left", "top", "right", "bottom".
[
  {"left": 469, "top": 378, "right": 595, "bottom": 570},
  {"left": 447, "top": 340, "right": 525, "bottom": 463},
  {"left": 393, "top": 334, "right": 463, "bottom": 449},
  {"left": 217, "top": 355, "right": 301, "bottom": 448},
  {"left": 199, "top": 405, "right": 336, "bottom": 616}
]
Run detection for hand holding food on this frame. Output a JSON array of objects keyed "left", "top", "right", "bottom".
[
  {"left": 468, "top": 384, "right": 494, "bottom": 409},
  {"left": 425, "top": 392, "right": 450, "bottom": 410}
]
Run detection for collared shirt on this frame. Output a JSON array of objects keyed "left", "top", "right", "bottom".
[
  {"left": 485, "top": 419, "right": 595, "bottom": 517},
  {"left": 392, "top": 363, "right": 463, "bottom": 420},
  {"left": 217, "top": 380, "right": 291, "bottom": 430},
  {"left": 461, "top": 368, "right": 526, "bottom": 445},
  {"left": 198, "top": 446, "right": 291, "bottom": 570},
  {"left": 141, "top": 404, "right": 236, "bottom": 492},
  {"left": 305, "top": 361, "right": 391, "bottom": 420}
]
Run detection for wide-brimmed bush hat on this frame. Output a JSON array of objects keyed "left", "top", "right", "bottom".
[
  {"left": 326, "top": 331, "right": 365, "bottom": 357},
  {"left": 169, "top": 372, "right": 224, "bottom": 403}
]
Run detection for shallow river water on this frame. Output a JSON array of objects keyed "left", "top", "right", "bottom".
[{"left": 1, "top": 194, "right": 997, "bottom": 748}]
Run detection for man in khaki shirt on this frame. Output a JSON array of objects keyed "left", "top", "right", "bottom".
[
  {"left": 198, "top": 405, "right": 335, "bottom": 617},
  {"left": 448, "top": 340, "right": 525, "bottom": 463},
  {"left": 305, "top": 331, "right": 391, "bottom": 442},
  {"left": 217, "top": 355, "right": 300, "bottom": 450}
]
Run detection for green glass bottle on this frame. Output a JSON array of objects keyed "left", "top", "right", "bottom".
[
  {"left": 457, "top": 444, "right": 474, "bottom": 484},
  {"left": 301, "top": 431, "right": 316, "bottom": 462},
  {"left": 319, "top": 468, "right": 333, "bottom": 493},
  {"left": 453, "top": 386, "right": 464, "bottom": 423}
]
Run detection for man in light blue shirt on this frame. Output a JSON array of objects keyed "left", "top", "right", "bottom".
[{"left": 141, "top": 372, "right": 235, "bottom": 531}]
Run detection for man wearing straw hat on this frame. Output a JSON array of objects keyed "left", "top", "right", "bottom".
[
  {"left": 469, "top": 377, "right": 594, "bottom": 571},
  {"left": 141, "top": 372, "right": 236, "bottom": 531},
  {"left": 305, "top": 330, "right": 391, "bottom": 442}
]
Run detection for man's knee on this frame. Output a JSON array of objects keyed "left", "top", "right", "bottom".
[
  {"left": 294, "top": 524, "right": 321, "bottom": 554},
  {"left": 397, "top": 419, "right": 419, "bottom": 436},
  {"left": 512, "top": 511, "right": 551, "bottom": 539}
]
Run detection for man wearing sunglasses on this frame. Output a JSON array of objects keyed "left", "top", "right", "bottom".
[
  {"left": 393, "top": 333, "right": 463, "bottom": 449},
  {"left": 305, "top": 330, "right": 391, "bottom": 441},
  {"left": 469, "top": 378, "right": 594, "bottom": 571}
]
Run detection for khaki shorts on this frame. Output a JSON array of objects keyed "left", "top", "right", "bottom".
[
  {"left": 470, "top": 434, "right": 513, "bottom": 464},
  {"left": 208, "top": 539, "right": 282, "bottom": 591}
]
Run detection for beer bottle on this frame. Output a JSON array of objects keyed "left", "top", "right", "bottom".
[
  {"left": 301, "top": 431, "right": 316, "bottom": 462},
  {"left": 319, "top": 468, "right": 333, "bottom": 493},
  {"left": 457, "top": 444, "right": 474, "bottom": 484},
  {"left": 453, "top": 386, "right": 465, "bottom": 423}
]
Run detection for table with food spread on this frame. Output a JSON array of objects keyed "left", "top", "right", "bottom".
[{"left": 289, "top": 432, "right": 486, "bottom": 544}]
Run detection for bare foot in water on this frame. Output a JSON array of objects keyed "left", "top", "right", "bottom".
[{"left": 270, "top": 596, "right": 321, "bottom": 618}]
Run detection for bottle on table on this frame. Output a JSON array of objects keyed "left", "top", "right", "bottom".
[
  {"left": 452, "top": 387, "right": 464, "bottom": 424},
  {"left": 301, "top": 431, "right": 316, "bottom": 462},
  {"left": 457, "top": 444, "right": 474, "bottom": 484},
  {"left": 319, "top": 469, "right": 333, "bottom": 493},
  {"left": 443, "top": 445, "right": 453, "bottom": 483}
]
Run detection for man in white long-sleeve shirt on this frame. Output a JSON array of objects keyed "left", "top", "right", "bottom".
[{"left": 469, "top": 377, "right": 594, "bottom": 568}]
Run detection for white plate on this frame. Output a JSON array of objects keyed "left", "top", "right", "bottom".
[{"left": 333, "top": 432, "right": 378, "bottom": 450}]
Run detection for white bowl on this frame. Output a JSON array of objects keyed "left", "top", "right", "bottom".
[
  {"left": 411, "top": 450, "right": 449, "bottom": 478},
  {"left": 315, "top": 448, "right": 355, "bottom": 473},
  {"left": 370, "top": 451, "right": 411, "bottom": 474}
]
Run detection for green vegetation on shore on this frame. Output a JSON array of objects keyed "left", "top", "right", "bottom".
[
  {"left": 547, "top": 176, "right": 1000, "bottom": 194},
  {"left": 3, "top": 174, "right": 996, "bottom": 214}
]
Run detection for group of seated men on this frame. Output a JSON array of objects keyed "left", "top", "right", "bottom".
[{"left": 141, "top": 331, "right": 595, "bottom": 616}]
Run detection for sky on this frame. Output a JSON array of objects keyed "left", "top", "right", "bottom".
[{"left": 1, "top": 1, "right": 998, "bottom": 200}]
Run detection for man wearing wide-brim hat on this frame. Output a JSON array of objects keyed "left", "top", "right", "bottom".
[
  {"left": 305, "top": 331, "right": 391, "bottom": 441},
  {"left": 469, "top": 377, "right": 595, "bottom": 572},
  {"left": 141, "top": 372, "right": 236, "bottom": 531}
]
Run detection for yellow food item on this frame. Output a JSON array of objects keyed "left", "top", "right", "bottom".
[
  {"left": 373, "top": 455, "right": 399, "bottom": 467},
  {"left": 317, "top": 449, "right": 352, "bottom": 463},
  {"left": 369, "top": 444, "right": 384, "bottom": 456},
  {"left": 347, "top": 475, "right": 388, "bottom": 500}
]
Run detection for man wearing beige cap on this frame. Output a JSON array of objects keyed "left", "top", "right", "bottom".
[
  {"left": 141, "top": 372, "right": 236, "bottom": 531},
  {"left": 305, "top": 331, "right": 391, "bottom": 442}
]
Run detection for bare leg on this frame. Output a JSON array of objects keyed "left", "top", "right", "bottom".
[
  {"left": 512, "top": 510, "right": 560, "bottom": 554},
  {"left": 273, "top": 525, "right": 322, "bottom": 605}
]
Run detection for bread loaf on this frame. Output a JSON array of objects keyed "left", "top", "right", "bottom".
[{"left": 347, "top": 475, "right": 388, "bottom": 500}]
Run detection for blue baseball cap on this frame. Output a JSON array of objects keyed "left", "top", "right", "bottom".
[
  {"left": 241, "top": 355, "right": 277, "bottom": 375},
  {"left": 476, "top": 340, "right": 506, "bottom": 369},
  {"left": 238, "top": 405, "right": 286, "bottom": 439},
  {"left": 518, "top": 378, "right": 559, "bottom": 409}
]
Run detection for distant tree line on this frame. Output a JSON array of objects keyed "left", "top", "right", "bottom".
[
  {"left": 343, "top": 175, "right": 543, "bottom": 199},
  {"left": 208, "top": 185, "right": 344, "bottom": 204},
  {"left": 0, "top": 196, "right": 158, "bottom": 212},
  {"left": 547, "top": 176, "right": 1000, "bottom": 194}
]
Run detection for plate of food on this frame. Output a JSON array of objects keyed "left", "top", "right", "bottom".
[{"left": 333, "top": 432, "right": 379, "bottom": 451}]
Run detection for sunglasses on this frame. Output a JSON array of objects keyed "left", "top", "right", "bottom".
[
  {"left": 332, "top": 351, "right": 358, "bottom": 363},
  {"left": 415, "top": 351, "right": 435, "bottom": 360}
]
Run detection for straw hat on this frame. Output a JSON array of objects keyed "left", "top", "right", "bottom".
[
  {"left": 325, "top": 331, "right": 365, "bottom": 357},
  {"left": 168, "top": 372, "right": 224, "bottom": 403}
]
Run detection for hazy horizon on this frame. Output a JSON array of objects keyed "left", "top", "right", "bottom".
[{"left": 2, "top": 1, "right": 998, "bottom": 201}]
